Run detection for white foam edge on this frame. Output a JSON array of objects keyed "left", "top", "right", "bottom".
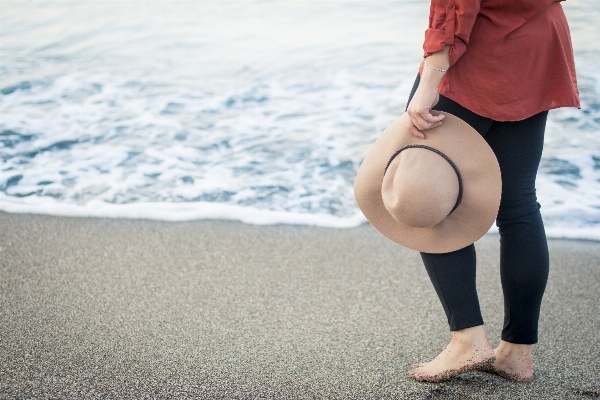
[
  {"left": 1, "top": 193, "right": 598, "bottom": 240},
  {"left": 0, "top": 193, "right": 367, "bottom": 228},
  {"left": 541, "top": 227, "right": 600, "bottom": 241},
  {"left": 485, "top": 224, "right": 600, "bottom": 241}
]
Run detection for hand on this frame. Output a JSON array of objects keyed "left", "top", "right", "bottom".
[
  {"left": 406, "top": 45, "right": 450, "bottom": 138},
  {"left": 406, "top": 80, "right": 445, "bottom": 139}
]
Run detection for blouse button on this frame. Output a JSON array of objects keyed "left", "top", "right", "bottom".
[{"left": 448, "top": 2, "right": 454, "bottom": 8}]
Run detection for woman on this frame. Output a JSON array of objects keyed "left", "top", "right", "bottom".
[{"left": 405, "top": 0, "right": 579, "bottom": 382}]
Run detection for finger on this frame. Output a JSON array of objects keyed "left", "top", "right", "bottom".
[
  {"left": 408, "top": 111, "right": 428, "bottom": 130},
  {"left": 408, "top": 115, "right": 426, "bottom": 134},
  {"left": 409, "top": 123, "right": 425, "bottom": 139},
  {"left": 414, "top": 113, "right": 436, "bottom": 131},
  {"left": 417, "top": 113, "right": 445, "bottom": 131},
  {"left": 420, "top": 112, "right": 445, "bottom": 124}
]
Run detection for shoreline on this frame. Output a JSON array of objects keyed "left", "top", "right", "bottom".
[
  {"left": 1, "top": 200, "right": 599, "bottom": 242},
  {"left": 1, "top": 211, "right": 599, "bottom": 398}
]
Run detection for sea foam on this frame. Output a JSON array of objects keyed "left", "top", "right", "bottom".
[{"left": 1, "top": 0, "right": 599, "bottom": 240}]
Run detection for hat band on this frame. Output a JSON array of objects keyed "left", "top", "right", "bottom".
[{"left": 384, "top": 144, "right": 464, "bottom": 216}]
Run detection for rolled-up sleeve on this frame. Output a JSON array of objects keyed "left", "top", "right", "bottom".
[{"left": 423, "top": 0, "right": 481, "bottom": 66}]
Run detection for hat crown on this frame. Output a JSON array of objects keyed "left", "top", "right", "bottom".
[
  {"left": 353, "top": 111, "right": 502, "bottom": 253},
  {"left": 381, "top": 147, "right": 460, "bottom": 228}
]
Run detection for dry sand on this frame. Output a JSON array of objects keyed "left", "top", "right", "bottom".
[{"left": 1, "top": 211, "right": 599, "bottom": 399}]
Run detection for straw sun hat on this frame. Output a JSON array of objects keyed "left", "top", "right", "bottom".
[{"left": 354, "top": 111, "right": 502, "bottom": 254}]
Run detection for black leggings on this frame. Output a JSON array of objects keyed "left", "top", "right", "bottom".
[{"left": 407, "top": 75, "right": 549, "bottom": 344}]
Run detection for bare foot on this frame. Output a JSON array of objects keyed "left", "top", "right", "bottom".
[
  {"left": 408, "top": 325, "right": 495, "bottom": 382},
  {"left": 482, "top": 340, "right": 533, "bottom": 382},
  {"left": 408, "top": 362, "right": 427, "bottom": 374}
]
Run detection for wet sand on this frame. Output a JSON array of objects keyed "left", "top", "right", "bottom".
[{"left": 1, "top": 211, "right": 599, "bottom": 399}]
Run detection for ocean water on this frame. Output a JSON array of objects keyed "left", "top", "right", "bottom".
[{"left": 1, "top": 0, "right": 599, "bottom": 239}]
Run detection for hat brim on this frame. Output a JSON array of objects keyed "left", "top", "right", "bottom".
[{"left": 354, "top": 112, "right": 501, "bottom": 253}]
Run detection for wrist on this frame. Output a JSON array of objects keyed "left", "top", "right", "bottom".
[
  {"left": 421, "top": 45, "right": 450, "bottom": 81},
  {"left": 424, "top": 61, "right": 447, "bottom": 73},
  {"left": 420, "top": 66, "right": 444, "bottom": 87}
]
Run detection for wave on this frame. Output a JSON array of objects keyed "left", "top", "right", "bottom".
[
  {"left": 0, "top": 193, "right": 366, "bottom": 228},
  {"left": 1, "top": 193, "right": 598, "bottom": 241}
]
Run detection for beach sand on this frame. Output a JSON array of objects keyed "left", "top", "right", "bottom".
[{"left": 1, "top": 211, "right": 599, "bottom": 399}]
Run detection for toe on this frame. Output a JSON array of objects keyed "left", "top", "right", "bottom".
[
  {"left": 411, "top": 370, "right": 433, "bottom": 382},
  {"left": 407, "top": 366, "right": 424, "bottom": 379}
]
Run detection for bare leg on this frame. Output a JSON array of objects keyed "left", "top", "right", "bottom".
[{"left": 408, "top": 325, "right": 495, "bottom": 382}]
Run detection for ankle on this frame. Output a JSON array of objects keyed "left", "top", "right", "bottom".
[
  {"left": 496, "top": 341, "right": 532, "bottom": 356},
  {"left": 449, "top": 326, "right": 494, "bottom": 359},
  {"left": 451, "top": 326, "right": 490, "bottom": 346},
  {"left": 495, "top": 341, "right": 533, "bottom": 364}
]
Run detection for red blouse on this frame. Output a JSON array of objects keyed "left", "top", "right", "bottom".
[{"left": 421, "top": 0, "right": 580, "bottom": 121}]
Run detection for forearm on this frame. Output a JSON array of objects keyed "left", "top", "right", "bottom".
[
  {"left": 420, "top": 45, "right": 451, "bottom": 88},
  {"left": 405, "top": 45, "right": 451, "bottom": 137}
]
